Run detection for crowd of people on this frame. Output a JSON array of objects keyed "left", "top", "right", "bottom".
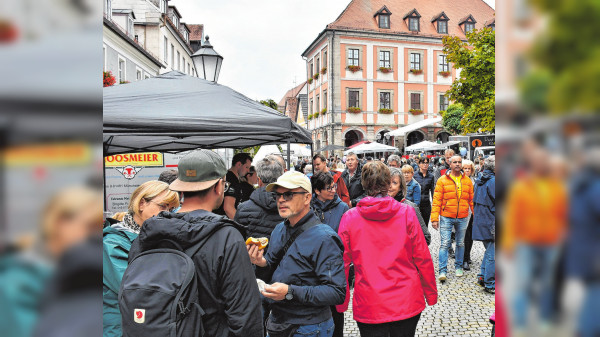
[{"left": 103, "top": 148, "right": 496, "bottom": 337}]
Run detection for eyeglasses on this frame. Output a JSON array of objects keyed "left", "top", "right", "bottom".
[
  {"left": 325, "top": 184, "right": 337, "bottom": 192},
  {"left": 271, "top": 191, "right": 308, "bottom": 201}
]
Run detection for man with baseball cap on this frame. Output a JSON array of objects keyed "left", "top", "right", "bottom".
[
  {"left": 248, "top": 171, "right": 346, "bottom": 337},
  {"left": 128, "top": 149, "right": 263, "bottom": 337}
]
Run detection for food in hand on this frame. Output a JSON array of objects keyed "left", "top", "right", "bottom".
[
  {"left": 246, "top": 237, "right": 269, "bottom": 250},
  {"left": 256, "top": 279, "right": 266, "bottom": 293}
]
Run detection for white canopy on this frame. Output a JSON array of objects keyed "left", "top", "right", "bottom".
[
  {"left": 344, "top": 142, "right": 398, "bottom": 155},
  {"left": 251, "top": 145, "right": 282, "bottom": 165},
  {"left": 386, "top": 117, "right": 443, "bottom": 137},
  {"left": 405, "top": 140, "right": 438, "bottom": 152},
  {"left": 428, "top": 140, "right": 461, "bottom": 150}
]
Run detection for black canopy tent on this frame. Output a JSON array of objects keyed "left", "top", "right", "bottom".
[{"left": 103, "top": 72, "right": 312, "bottom": 165}]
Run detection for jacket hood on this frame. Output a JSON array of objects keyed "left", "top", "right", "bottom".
[
  {"left": 312, "top": 193, "right": 342, "bottom": 211},
  {"left": 477, "top": 169, "right": 495, "bottom": 186},
  {"left": 138, "top": 209, "right": 246, "bottom": 251},
  {"left": 249, "top": 186, "right": 278, "bottom": 212},
  {"left": 356, "top": 196, "right": 402, "bottom": 221}
]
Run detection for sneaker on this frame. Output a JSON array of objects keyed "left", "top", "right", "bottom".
[
  {"left": 476, "top": 276, "right": 484, "bottom": 287},
  {"left": 438, "top": 273, "right": 447, "bottom": 282},
  {"left": 484, "top": 287, "right": 495, "bottom": 294},
  {"left": 455, "top": 269, "right": 464, "bottom": 277}
]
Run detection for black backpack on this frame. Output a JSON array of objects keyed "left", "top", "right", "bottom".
[{"left": 118, "top": 226, "right": 227, "bottom": 337}]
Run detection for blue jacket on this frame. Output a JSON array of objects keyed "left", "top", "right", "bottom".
[
  {"left": 258, "top": 212, "right": 346, "bottom": 325},
  {"left": 311, "top": 194, "right": 349, "bottom": 233},
  {"left": 472, "top": 170, "right": 495, "bottom": 241},
  {"left": 565, "top": 169, "right": 600, "bottom": 281},
  {"left": 103, "top": 223, "right": 138, "bottom": 337},
  {"left": 405, "top": 178, "right": 421, "bottom": 206}
]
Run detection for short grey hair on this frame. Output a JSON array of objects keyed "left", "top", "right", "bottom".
[
  {"left": 266, "top": 154, "right": 286, "bottom": 170},
  {"left": 483, "top": 155, "right": 495, "bottom": 171},
  {"left": 389, "top": 167, "right": 407, "bottom": 198},
  {"left": 346, "top": 151, "right": 358, "bottom": 159},
  {"left": 387, "top": 154, "right": 401, "bottom": 165},
  {"left": 256, "top": 157, "right": 284, "bottom": 184}
]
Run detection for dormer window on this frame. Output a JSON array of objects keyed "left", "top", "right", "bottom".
[
  {"left": 459, "top": 15, "right": 477, "bottom": 35},
  {"left": 403, "top": 9, "right": 421, "bottom": 32},
  {"left": 485, "top": 18, "right": 495, "bottom": 31},
  {"left": 431, "top": 12, "right": 449, "bottom": 34},
  {"left": 173, "top": 15, "right": 178, "bottom": 27},
  {"left": 374, "top": 6, "right": 392, "bottom": 29},
  {"left": 159, "top": 0, "right": 166, "bottom": 13}
]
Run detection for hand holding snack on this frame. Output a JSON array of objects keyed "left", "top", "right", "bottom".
[
  {"left": 247, "top": 243, "right": 267, "bottom": 267},
  {"left": 245, "top": 237, "right": 269, "bottom": 250}
]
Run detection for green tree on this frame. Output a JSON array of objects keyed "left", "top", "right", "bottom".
[
  {"left": 441, "top": 103, "right": 465, "bottom": 135},
  {"left": 443, "top": 27, "right": 495, "bottom": 133},
  {"left": 259, "top": 99, "right": 279, "bottom": 112}
]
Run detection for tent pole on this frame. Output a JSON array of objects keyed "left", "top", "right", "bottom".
[
  {"left": 310, "top": 144, "right": 314, "bottom": 174},
  {"left": 287, "top": 140, "right": 291, "bottom": 170}
]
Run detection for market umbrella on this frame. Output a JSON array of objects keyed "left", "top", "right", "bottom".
[{"left": 315, "top": 144, "right": 345, "bottom": 152}]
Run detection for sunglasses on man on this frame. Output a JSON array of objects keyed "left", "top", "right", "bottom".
[{"left": 271, "top": 191, "right": 308, "bottom": 201}]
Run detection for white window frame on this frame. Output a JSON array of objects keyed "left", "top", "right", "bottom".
[
  {"left": 103, "top": 45, "right": 107, "bottom": 71},
  {"left": 347, "top": 48, "right": 360, "bottom": 67},
  {"left": 379, "top": 50, "right": 391, "bottom": 68},
  {"left": 408, "top": 91, "right": 424, "bottom": 111},
  {"left": 410, "top": 52, "right": 422, "bottom": 70},
  {"left": 171, "top": 44, "right": 174, "bottom": 68},
  {"left": 127, "top": 16, "right": 134, "bottom": 36},
  {"left": 176, "top": 51, "right": 180, "bottom": 71},
  {"left": 105, "top": 0, "right": 112, "bottom": 20},
  {"left": 438, "top": 55, "right": 449, "bottom": 72},
  {"left": 346, "top": 88, "right": 363, "bottom": 109},
  {"left": 136, "top": 67, "right": 142, "bottom": 81},
  {"left": 159, "top": 0, "right": 166, "bottom": 13},
  {"left": 378, "top": 89, "right": 394, "bottom": 110},
  {"left": 164, "top": 37, "right": 168, "bottom": 63},
  {"left": 465, "top": 23, "right": 475, "bottom": 34},
  {"left": 439, "top": 93, "right": 449, "bottom": 112},
  {"left": 117, "top": 55, "right": 126, "bottom": 83}
]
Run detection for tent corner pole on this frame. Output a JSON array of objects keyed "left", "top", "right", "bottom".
[
  {"left": 310, "top": 144, "right": 314, "bottom": 174},
  {"left": 287, "top": 140, "right": 291, "bottom": 170}
]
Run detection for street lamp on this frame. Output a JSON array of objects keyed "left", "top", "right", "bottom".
[{"left": 191, "top": 35, "right": 223, "bottom": 82}]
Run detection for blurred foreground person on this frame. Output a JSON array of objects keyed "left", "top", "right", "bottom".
[
  {"left": 388, "top": 167, "right": 431, "bottom": 245},
  {"left": 337, "top": 161, "right": 436, "bottom": 337},
  {"left": 472, "top": 156, "right": 496, "bottom": 294},
  {"left": 504, "top": 147, "right": 568, "bottom": 335},
  {"left": 248, "top": 171, "right": 346, "bottom": 337},
  {"left": 103, "top": 181, "right": 180, "bottom": 337}
]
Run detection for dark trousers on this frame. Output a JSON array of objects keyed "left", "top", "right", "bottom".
[
  {"left": 418, "top": 202, "right": 431, "bottom": 226},
  {"left": 464, "top": 215, "right": 474, "bottom": 263},
  {"left": 331, "top": 306, "right": 344, "bottom": 337},
  {"left": 356, "top": 313, "right": 421, "bottom": 337}
]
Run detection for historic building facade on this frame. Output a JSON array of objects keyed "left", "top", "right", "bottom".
[{"left": 301, "top": 0, "right": 494, "bottom": 152}]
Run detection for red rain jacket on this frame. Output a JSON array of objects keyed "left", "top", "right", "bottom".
[{"left": 337, "top": 196, "right": 437, "bottom": 323}]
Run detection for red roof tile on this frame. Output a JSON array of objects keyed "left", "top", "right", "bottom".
[
  {"left": 188, "top": 24, "right": 204, "bottom": 41},
  {"left": 278, "top": 81, "right": 307, "bottom": 107},
  {"left": 327, "top": 0, "right": 494, "bottom": 38}
]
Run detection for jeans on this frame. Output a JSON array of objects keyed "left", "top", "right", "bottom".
[
  {"left": 268, "top": 318, "right": 334, "bottom": 337},
  {"left": 579, "top": 283, "right": 600, "bottom": 337},
  {"left": 512, "top": 244, "right": 559, "bottom": 328},
  {"left": 356, "top": 313, "right": 421, "bottom": 337},
  {"left": 439, "top": 216, "right": 468, "bottom": 274},
  {"left": 478, "top": 240, "right": 495, "bottom": 289}
]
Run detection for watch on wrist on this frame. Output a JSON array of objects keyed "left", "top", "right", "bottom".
[{"left": 285, "top": 286, "right": 293, "bottom": 300}]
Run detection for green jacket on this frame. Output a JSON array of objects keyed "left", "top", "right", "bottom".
[{"left": 103, "top": 224, "right": 138, "bottom": 337}]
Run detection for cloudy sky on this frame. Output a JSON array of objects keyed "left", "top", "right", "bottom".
[{"left": 171, "top": 0, "right": 495, "bottom": 103}]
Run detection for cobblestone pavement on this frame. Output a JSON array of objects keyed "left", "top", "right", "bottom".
[{"left": 342, "top": 222, "right": 495, "bottom": 336}]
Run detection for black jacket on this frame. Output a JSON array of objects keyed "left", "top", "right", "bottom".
[
  {"left": 341, "top": 165, "right": 365, "bottom": 207},
  {"left": 129, "top": 210, "right": 263, "bottom": 337},
  {"left": 234, "top": 186, "right": 283, "bottom": 243},
  {"left": 414, "top": 170, "right": 435, "bottom": 205}
]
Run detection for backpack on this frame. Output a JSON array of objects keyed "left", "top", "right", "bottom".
[{"left": 118, "top": 226, "right": 228, "bottom": 337}]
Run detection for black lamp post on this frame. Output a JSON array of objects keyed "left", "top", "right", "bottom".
[{"left": 191, "top": 35, "right": 223, "bottom": 82}]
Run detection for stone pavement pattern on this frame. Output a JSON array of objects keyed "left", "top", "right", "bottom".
[{"left": 342, "top": 222, "right": 495, "bottom": 336}]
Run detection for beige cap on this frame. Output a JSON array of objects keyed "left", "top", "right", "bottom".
[{"left": 266, "top": 171, "right": 312, "bottom": 194}]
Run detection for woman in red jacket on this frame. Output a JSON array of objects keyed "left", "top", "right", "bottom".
[{"left": 337, "top": 161, "right": 437, "bottom": 337}]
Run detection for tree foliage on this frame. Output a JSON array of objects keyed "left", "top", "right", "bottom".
[
  {"left": 260, "top": 99, "right": 279, "bottom": 112},
  {"left": 442, "top": 103, "right": 465, "bottom": 135},
  {"left": 443, "top": 28, "right": 495, "bottom": 133}
]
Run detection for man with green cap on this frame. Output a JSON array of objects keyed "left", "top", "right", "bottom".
[
  {"left": 247, "top": 171, "right": 346, "bottom": 337},
  {"left": 128, "top": 149, "right": 263, "bottom": 337}
]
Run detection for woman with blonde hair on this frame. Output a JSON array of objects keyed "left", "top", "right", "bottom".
[
  {"left": 337, "top": 161, "right": 437, "bottom": 337},
  {"left": 103, "top": 180, "right": 179, "bottom": 337}
]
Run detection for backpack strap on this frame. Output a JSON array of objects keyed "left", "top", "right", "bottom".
[{"left": 270, "top": 216, "right": 320, "bottom": 272}]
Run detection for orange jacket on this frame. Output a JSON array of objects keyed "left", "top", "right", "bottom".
[
  {"left": 332, "top": 171, "right": 351, "bottom": 206},
  {"left": 431, "top": 172, "right": 474, "bottom": 222},
  {"left": 502, "top": 177, "right": 567, "bottom": 252}
]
